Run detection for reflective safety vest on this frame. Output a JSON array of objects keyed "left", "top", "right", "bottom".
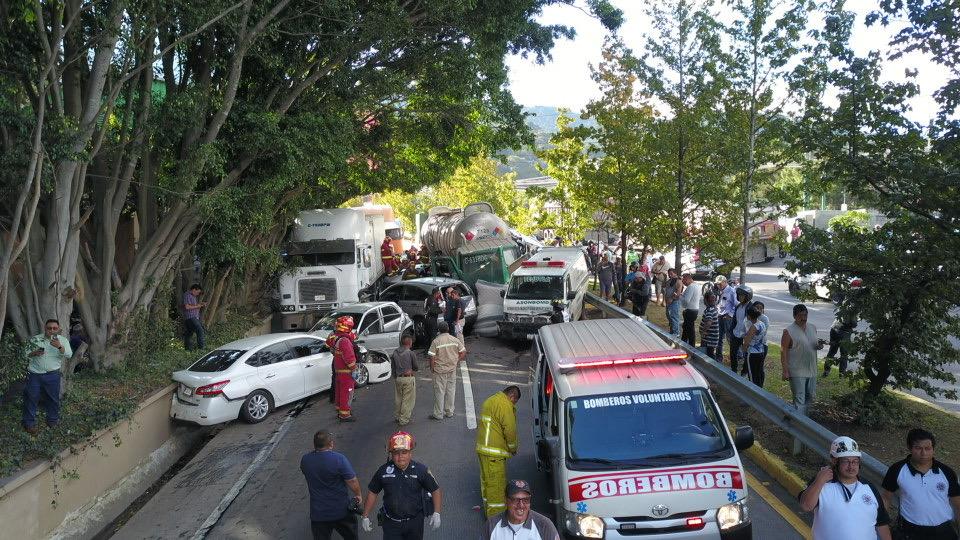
[{"left": 476, "top": 391, "right": 517, "bottom": 458}]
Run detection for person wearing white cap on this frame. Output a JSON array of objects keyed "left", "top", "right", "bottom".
[{"left": 799, "top": 436, "right": 892, "bottom": 540}]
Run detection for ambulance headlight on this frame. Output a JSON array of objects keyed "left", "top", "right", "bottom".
[
  {"left": 717, "top": 500, "right": 747, "bottom": 530},
  {"left": 504, "top": 313, "right": 518, "bottom": 322},
  {"left": 563, "top": 509, "right": 604, "bottom": 538}
]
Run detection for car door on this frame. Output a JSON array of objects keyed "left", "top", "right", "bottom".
[
  {"left": 252, "top": 341, "right": 305, "bottom": 405},
  {"left": 401, "top": 285, "right": 430, "bottom": 319},
  {"left": 287, "top": 336, "right": 330, "bottom": 395},
  {"left": 355, "top": 309, "right": 385, "bottom": 355},
  {"left": 378, "top": 304, "right": 404, "bottom": 352}
]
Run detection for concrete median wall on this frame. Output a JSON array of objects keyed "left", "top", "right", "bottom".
[{"left": 0, "top": 315, "right": 272, "bottom": 540}]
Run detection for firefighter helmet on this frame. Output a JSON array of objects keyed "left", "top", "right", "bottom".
[
  {"left": 388, "top": 431, "right": 415, "bottom": 452},
  {"left": 334, "top": 315, "right": 355, "bottom": 334}
]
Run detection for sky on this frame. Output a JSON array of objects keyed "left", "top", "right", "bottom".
[{"left": 506, "top": 0, "right": 946, "bottom": 124}]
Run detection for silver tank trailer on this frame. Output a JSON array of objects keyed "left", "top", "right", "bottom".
[{"left": 421, "top": 202, "right": 512, "bottom": 255}]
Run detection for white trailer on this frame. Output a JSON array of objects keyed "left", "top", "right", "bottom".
[{"left": 276, "top": 208, "right": 386, "bottom": 330}]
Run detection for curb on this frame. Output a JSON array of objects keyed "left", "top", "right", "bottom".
[
  {"left": 892, "top": 389, "right": 960, "bottom": 420},
  {"left": 729, "top": 422, "right": 806, "bottom": 498}
]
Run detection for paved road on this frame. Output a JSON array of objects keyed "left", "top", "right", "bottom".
[
  {"left": 111, "top": 333, "right": 806, "bottom": 539},
  {"left": 727, "top": 259, "right": 960, "bottom": 413}
]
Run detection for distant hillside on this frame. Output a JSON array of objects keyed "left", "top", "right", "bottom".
[{"left": 496, "top": 106, "right": 596, "bottom": 180}]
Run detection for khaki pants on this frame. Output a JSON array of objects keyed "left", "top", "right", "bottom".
[
  {"left": 394, "top": 376, "right": 416, "bottom": 425},
  {"left": 432, "top": 369, "right": 457, "bottom": 417}
]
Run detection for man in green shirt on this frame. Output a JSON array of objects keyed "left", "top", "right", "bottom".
[{"left": 22, "top": 318, "right": 72, "bottom": 435}]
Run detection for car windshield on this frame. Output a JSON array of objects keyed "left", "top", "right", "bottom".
[
  {"left": 507, "top": 275, "right": 563, "bottom": 300},
  {"left": 311, "top": 312, "right": 360, "bottom": 332},
  {"left": 188, "top": 349, "right": 247, "bottom": 372},
  {"left": 566, "top": 389, "right": 731, "bottom": 469}
]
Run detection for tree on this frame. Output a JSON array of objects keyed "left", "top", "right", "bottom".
[
  {"left": 723, "top": 0, "right": 810, "bottom": 283},
  {"left": 0, "top": 0, "right": 623, "bottom": 367},
  {"left": 634, "top": 0, "right": 730, "bottom": 270},
  {"left": 788, "top": 2, "right": 960, "bottom": 397},
  {"left": 534, "top": 112, "right": 596, "bottom": 244}
]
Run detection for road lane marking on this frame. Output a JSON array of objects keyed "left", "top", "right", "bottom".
[
  {"left": 191, "top": 405, "right": 299, "bottom": 539},
  {"left": 746, "top": 471, "right": 811, "bottom": 539},
  {"left": 461, "top": 361, "right": 477, "bottom": 430}
]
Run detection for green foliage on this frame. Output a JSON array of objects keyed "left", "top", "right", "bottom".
[
  {"left": 0, "top": 313, "right": 256, "bottom": 478},
  {"left": 833, "top": 388, "right": 908, "bottom": 430},
  {"left": 827, "top": 209, "right": 869, "bottom": 231},
  {"left": 534, "top": 112, "right": 597, "bottom": 243},
  {"left": 788, "top": 218, "right": 960, "bottom": 397}
]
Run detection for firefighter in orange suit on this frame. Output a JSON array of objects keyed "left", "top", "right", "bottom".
[
  {"left": 381, "top": 236, "right": 397, "bottom": 274},
  {"left": 326, "top": 316, "right": 358, "bottom": 422}
]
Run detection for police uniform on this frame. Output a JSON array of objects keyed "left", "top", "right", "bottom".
[
  {"left": 368, "top": 460, "right": 439, "bottom": 540},
  {"left": 883, "top": 457, "right": 960, "bottom": 539}
]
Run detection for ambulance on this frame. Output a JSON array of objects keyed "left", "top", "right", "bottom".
[
  {"left": 498, "top": 247, "right": 589, "bottom": 340},
  {"left": 532, "top": 318, "right": 755, "bottom": 539}
]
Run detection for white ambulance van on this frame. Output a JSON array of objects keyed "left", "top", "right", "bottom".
[
  {"left": 533, "top": 318, "right": 755, "bottom": 539},
  {"left": 498, "top": 247, "right": 589, "bottom": 339}
]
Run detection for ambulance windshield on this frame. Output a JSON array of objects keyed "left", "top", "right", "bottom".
[
  {"left": 507, "top": 275, "right": 564, "bottom": 300},
  {"left": 565, "top": 389, "right": 732, "bottom": 469}
]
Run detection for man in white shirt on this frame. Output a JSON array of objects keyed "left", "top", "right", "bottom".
[
  {"left": 481, "top": 479, "right": 560, "bottom": 540},
  {"left": 881, "top": 428, "right": 960, "bottom": 539},
  {"left": 799, "top": 436, "right": 892, "bottom": 540},
  {"left": 679, "top": 273, "right": 700, "bottom": 346}
]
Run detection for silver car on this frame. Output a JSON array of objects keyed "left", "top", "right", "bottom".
[
  {"left": 309, "top": 301, "right": 413, "bottom": 382},
  {"left": 378, "top": 277, "right": 477, "bottom": 346}
]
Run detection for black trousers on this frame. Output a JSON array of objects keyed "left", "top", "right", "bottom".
[
  {"left": 424, "top": 319, "right": 438, "bottom": 348},
  {"left": 681, "top": 309, "right": 698, "bottom": 345},
  {"left": 311, "top": 515, "right": 358, "bottom": 540},
  {"left": 747, "top": 351, "right": 767, "bottom": 388},
  {"left": 632, "top": 295, "right": 650, "bottom": 316},
  {"left": 824, "top": 327, "right": 850, "bottom": 374},
  {"left": 898, "top": 519, "right": 958, "bottom": 540},
  {"left": 382, "top": 514, "right": 424, "bottom": 540}
]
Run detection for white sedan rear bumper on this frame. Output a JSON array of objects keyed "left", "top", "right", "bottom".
[{"left": 169, "top": 392, "right": 242, "bottom": 426}]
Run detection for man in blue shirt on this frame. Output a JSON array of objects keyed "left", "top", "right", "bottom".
[
  {"left": 301, "top": 430, "right": 363, "bottom": 540},
  {"left": 443, "top": 288, "right": 464, "bottom": 339}
]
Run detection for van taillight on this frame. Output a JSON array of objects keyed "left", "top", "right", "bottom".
[{"left": 196, "top": 380, "right": 230, "bottom": 396}]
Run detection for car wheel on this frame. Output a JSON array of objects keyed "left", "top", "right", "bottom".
[
  {"left": 353, "top": 365, "right": 369, "bottom": 387},
  {"left": 240, "top": 390, "right": 273, "bottom": 423}
]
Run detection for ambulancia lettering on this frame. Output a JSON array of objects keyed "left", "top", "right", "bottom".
[{"left": 570, "top": 468, "right": 742, "bottom": 502}]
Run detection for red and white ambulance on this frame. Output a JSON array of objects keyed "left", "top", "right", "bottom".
[{"left": 533, "top": 318, "right": 755, "bottom": 539}]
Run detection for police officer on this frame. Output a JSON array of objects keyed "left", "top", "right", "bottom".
[
  {"left": 476, "top": 386, "right": 520, "bottom": 517},
  {"left": 881, "top": 429, "right": 960, "bottom": 539},
  {"left": 361, "top": 432, "right": 442, "bottom": 539},
  {"left": 799, "top": 436, "right": 892, "bottom": 540}
]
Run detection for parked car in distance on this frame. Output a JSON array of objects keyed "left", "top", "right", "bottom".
[
  {"left": 308, "top": 301, "right": 414, "bottom": 364},
  {"left": 378, "top": 277, "right": 477, "bottom": 346},
  {"left": 784, "top": 270, "right": 862, "bottom": 301},
  {"left": 170, "top": 333, "right": 391, "bottom": 425}
]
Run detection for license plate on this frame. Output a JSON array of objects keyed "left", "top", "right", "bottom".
[
  {"left": 314, "top": 295, "right": 325, "bottom": 301},
  {"left": 181, "top": 384, "right": 193, "bottom": 396}
]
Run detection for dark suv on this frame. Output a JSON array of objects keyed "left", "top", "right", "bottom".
[{"left": 378, "top": 277, "right": 477, "bottom": 346}]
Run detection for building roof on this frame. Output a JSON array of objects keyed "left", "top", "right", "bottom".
[{"left": 538, "top": 319, "right": 706, "bottom": 398}]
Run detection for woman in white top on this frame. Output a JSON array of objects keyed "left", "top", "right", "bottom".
[{"left": 741, "top": 306, "right": 768, "bottom": 387}]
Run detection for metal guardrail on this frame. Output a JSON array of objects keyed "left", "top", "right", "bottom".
[{"left": 583, "top": 292, "right": 887, "bottom": 486}]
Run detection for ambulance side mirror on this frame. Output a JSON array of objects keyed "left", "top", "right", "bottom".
[
  {"left": 566, "top": 291, "right": 576, "bottom": 300},
  {"left": 734, "top": 426, "right": 754, "bottom": 452}
]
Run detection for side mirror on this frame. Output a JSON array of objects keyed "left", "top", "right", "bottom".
[
  {"left": 499, "top": 290, "right": 505, "bottom": 298},
  {"left": 566, "top": 291, "right": 576, "bottom": 300},
  {"left": 734, "top": 425, "right": 754, "bottom": 452}
]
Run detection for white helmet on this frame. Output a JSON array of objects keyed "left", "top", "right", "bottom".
[
  {"left": 735, "top": 284, "right": 753, "bottom": 303},
  {"left": 830, "top": 436, "right": 861, "bottom": 458}
]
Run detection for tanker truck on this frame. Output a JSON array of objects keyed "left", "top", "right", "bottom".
[
  {"left": 420, "top": 202, "right": 522, "bottom": 289},
  {"left": 275, "top": 208, "right": 386, "bottom": 330}
]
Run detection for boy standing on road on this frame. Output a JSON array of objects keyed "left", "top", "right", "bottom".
[
  {"left": 301, "top": 430, "right": 362, "bottom": 540},
  {"left": 700, "top": 292, "right": 720, "bottom": 360}
]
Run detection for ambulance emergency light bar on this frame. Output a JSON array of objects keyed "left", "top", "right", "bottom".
[
  {"left": 521, "top": 260, "right": 565, "bottom": 267},
  {"left": 557, "top": 349, "right": 688, "bottom": 373}
]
